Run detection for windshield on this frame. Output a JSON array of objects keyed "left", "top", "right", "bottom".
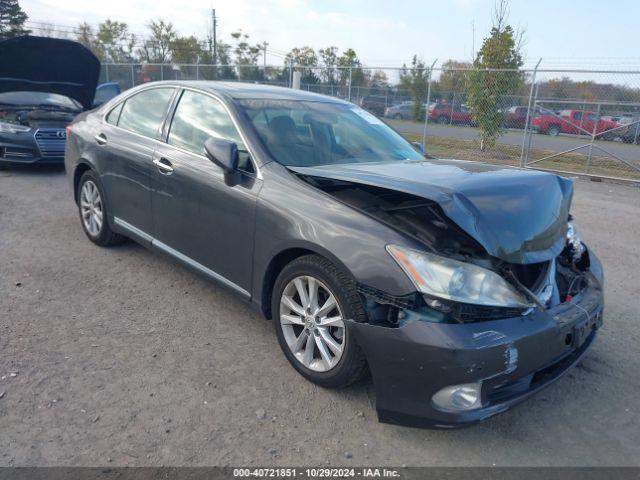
[
  {"left": 238, "top": 99, "right": 423, "bottom": 167},
  {"left": 0, "top": 91, "right": 81, "bottom": 110}
]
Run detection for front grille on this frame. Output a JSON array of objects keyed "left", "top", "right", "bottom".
[{"left": 34, "top": 129, "right": 66, "bottom": 158}]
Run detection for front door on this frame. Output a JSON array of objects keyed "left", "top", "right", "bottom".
[{"left": 151, "top": 89, "right": 262, "bottom": 295}]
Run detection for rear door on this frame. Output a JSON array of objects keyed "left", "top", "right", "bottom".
[
  {"left": 150, "top": 89, "right": 262, "bottom": 295},
  {"left": 97, "top": 87, "right": 177, "bottom": 237}
]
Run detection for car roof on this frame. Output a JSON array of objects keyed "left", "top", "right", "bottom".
[{"left": 139, "top": 80, "right": 349, "bottom": 104}]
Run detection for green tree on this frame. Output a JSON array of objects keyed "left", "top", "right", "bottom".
[
  {"left": 0, "top": 0, "right": 30, "bottom": 39},
  {"left": 400, "top": 56, "right": 429, "bottom": 121},
  {"left": 467, "top": 0, "right": 523, "bottom": 150},
  {"left": 170, "top": 35, "right": 204, "bottom": 64},
  {"left": 318, "top": 46, "right": 338, "bottom": 84},
  {"left": 337, "top": 48, "right": 366, "bottom": 88},
  {"left": 285, "top": 46, "right": 319, "bottom": 84},
  {"left": 230, "top": 30, "right": 262, "bottom": 80},
  {"left": 76, "top": 22, "right": 101, "bottom": 57},
  {"left": 96, "top": 20, "right": 136, "bottom": 62},
  {"left": 438, "top": 60, "right": 471, "bottom": 100},
  {"left": 138, "top": 19, "right": 176, "bottom": 63}
]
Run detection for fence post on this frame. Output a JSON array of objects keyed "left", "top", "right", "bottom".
[
  {"left": 586, "top": 103, "right": 601, "bottom": 173},
  {"left": 348, "top": 67, "right": 353, "bottom": 102},
  {"left": 422, "top": 59, "right": 439, "bottom": 151},
  {"left": 105, "top": 63, "right": 110, "bottom": 83},
  {"left": 289, "top": 61, "right": 294, "bottom": 88},
  {"left": 130, "top": 63, "right": 135, "bottom": 88},
  {"left": 160, "top": 64, "right": 164, "bottom": 81},
  {"left": 520, "top": 58, "right": 542, "bottom": 167},
  {"left": 196, "top": 61, "right": 199, "bottom": 80}
]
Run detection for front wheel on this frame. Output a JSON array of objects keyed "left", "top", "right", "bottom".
[
  {"left": 547, "top": 125, "right": 561, "bottom": 136},
  {"left": 272, "top": 255, "right": 368, "bottom": 388}
]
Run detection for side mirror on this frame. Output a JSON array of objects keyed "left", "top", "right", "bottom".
[
  {"left": 204, "top": 137, "right": 239, "bottom": 184},
  {"left": 412, "top": 141, "right": 425, "bottom": 153}
]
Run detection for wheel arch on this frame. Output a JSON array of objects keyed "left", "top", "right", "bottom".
[
  {"left": 72, "top": 160, "right": 94, "bottom": 204},
  {"left": 259, "top": 244, "right": 355, "bottom": 320}
]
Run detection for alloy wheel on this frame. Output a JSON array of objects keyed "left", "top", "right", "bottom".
[
  {"left": 280, "top": 275, "right": 345, "bottom": 372},
  {"left": 80, "top": 180, "right": 103, "bottom": 237}
]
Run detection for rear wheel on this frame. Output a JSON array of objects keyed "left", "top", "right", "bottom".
[
  {"left": 77, "top": 170, "right": 124, "bottom": 246},
  {"left": 272, "top": 255, "right": 368, "bottom": 388},
  {"left": 437, "top": 116, "right": 449, "bottom": 125}
]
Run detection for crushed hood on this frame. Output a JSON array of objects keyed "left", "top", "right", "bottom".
[
  {"left": 0, "top": 36, "right": 100, "bottom": 110},
  {"left": 290, "top": 159, "right": 573, "bottom": 264}
]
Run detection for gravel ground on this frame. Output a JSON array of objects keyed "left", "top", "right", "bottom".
[{"left": 1, "top": 166, "right": 639, "bottom": 467}]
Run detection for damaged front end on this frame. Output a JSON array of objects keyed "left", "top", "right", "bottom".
[{"left": 293, "top": 168, "right": 604, "bottom": 428}]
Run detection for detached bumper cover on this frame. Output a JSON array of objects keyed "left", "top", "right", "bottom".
[{"left": 349, "top": 252, "right": 604, "bottom": 429}]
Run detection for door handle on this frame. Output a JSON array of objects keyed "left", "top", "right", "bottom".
[
  {"left": 153, "top": 157, "right": 174, "bottom": 174},
  {"left": 94, "top": 133, "right": 107, "bottom": 145}
]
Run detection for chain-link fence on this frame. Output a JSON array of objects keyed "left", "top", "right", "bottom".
[{"left": 100, "top": 62, "right": 640, "bottom": 182}]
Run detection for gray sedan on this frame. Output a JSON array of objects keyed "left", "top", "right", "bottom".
[{"left": 65, "top": 81, "right": 604, "bottom": 428}]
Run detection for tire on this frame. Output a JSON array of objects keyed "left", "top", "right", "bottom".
[
  {"left": 77, "top": 170, "right": 124, "bottom": 246},
  {"left": 437, "top": 116, "right": 449, "bottom": 125},
  {"left": 272, "top": 254, "right": 368, "bottom": 388},
  {"left": 621, "top": 136, "right": 633, "bottom": 144},
  {"left": 548, "top": 125, "right": 561, "bottom": 136}
]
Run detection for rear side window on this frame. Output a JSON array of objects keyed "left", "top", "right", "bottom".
[
  {"left": 106, "top": 102, "right": 123, "bottom": 125},
  {"left": 117, "top": 88, "right": 174, "bottom": 139}
]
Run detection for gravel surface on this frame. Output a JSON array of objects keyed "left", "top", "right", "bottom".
[{"left": 1, "top": 166, "right": 639, "bottom": 466}]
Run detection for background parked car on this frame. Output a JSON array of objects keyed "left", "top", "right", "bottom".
[
  {"left": 428, "top": 101, "right": 473, "bottom": 125},
  {"left": 503, "top": 106, "right": 528, "bottom": 129},
  {"left": 618, "top": 114, "right": 640, "bottom": 143},
  {"left": 384, "top": 101, "right": 413, "bottom": 120},
  {"left": 359, "top": 95, "right": 387, "bottom": 116},
  {"left": 532, "top": 109, "right": 618, "bottom": 139},
  {"left": 0, "top": 36, "right": 119, "bottom": 167}
]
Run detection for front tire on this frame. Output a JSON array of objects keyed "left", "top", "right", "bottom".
[
  {"left": 548, "top": 125, "right": 561, "bottom": 136},
  {"left": 272, "top": 255, "right": 368, "bottom": 388},
  {"left": 77, "top": 170, "right": 124, "bottom": 246}
]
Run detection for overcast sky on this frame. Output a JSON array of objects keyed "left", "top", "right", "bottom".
[{"left": 19, "top": 0, "right": 640, "bottom": 68}]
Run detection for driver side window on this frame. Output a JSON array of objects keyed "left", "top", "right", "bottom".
[{"left": 168, "top": 90, "right": 254, "bottom": 173}]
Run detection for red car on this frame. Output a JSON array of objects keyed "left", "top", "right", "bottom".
[
  {"left": 428, "top": 101, "right": 474, "bottom": 125},
  {"left": 532, "top": 110, "right": 618, "bottom": 139},
  {"left": 503, "top": 106, "right": 528, "bottom": 129}
]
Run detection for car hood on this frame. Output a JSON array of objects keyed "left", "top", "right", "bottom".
[
  {"left": 0, "top": 36, "right": 100, "bottom": 110},
  {"left": 289, "top": 159, "right": 573, "bottom": 264}
]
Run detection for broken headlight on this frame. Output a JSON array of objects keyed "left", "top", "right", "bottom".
[
  {"left": 566, "top": 222, "right": 585, "bottom": 262},
  {"left": 387, "top": 245, "right": 532, "bottom": 309}
]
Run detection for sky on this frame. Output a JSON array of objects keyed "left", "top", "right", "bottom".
[{"left": 18, "top": 0, "right": 640, "bottom": 70}]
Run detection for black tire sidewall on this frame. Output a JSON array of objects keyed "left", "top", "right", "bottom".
[{"left": 271, "top": 256, "right": 365, "bottom": 387}]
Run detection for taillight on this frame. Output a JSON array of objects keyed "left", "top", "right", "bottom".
[{"left": 65, "top": 126, "right": 71, "bottom": 137}]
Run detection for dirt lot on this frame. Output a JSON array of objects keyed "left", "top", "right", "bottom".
[{"left": 1, "top": 166, "right": 639, "bottom": 467}]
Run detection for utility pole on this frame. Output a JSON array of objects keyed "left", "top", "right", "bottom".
[
  {"left": 262, "top": 41, "right": 268, "bottom": 68},
  {"left": 212, "top": 9, "right": 218, "bottom": 65}
]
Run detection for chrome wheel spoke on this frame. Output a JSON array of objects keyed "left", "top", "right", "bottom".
[
  {"left": 320, "top": 316, "right": 343, "bottom": 327},
  {"left": 307, "top": 277, "right": 318, "bottom": 311},
  {"left": 290, "top": 330, "right": 308, "bottom": 354},
  {"left": 316, "top": 295, "right": 337, "bottom": 317},
  {"left": 314, "top": 334, "right": 333, "bottom": 369},
  {"left": 281, "top": 295, "right": 305, "bottom": 316},
  {"left": 294, "top": 278, "right": 309, "bottom": 309},
  {"left": 318, "top": 328, "right": 342, "bottom": 355},
  {"left": 302, "top": 334, "right": 315, "bottom": 367},
  {"left": 281, "top": 313, "right": 304, "bottom": 326}
]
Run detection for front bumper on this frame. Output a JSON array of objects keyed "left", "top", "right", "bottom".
[{"left": 348, "top": 253, "right": 604, "bottom": 429}]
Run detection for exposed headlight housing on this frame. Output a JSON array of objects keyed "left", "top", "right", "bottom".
[
  {"left": 566, "top": 222, "right": 585, "bottom": 262},
  {"left": 386, "top": 245, "right": 532, "bottom": 309},
  {"left": 0, "top": 121, "right": 31, "bottom": 134}
]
